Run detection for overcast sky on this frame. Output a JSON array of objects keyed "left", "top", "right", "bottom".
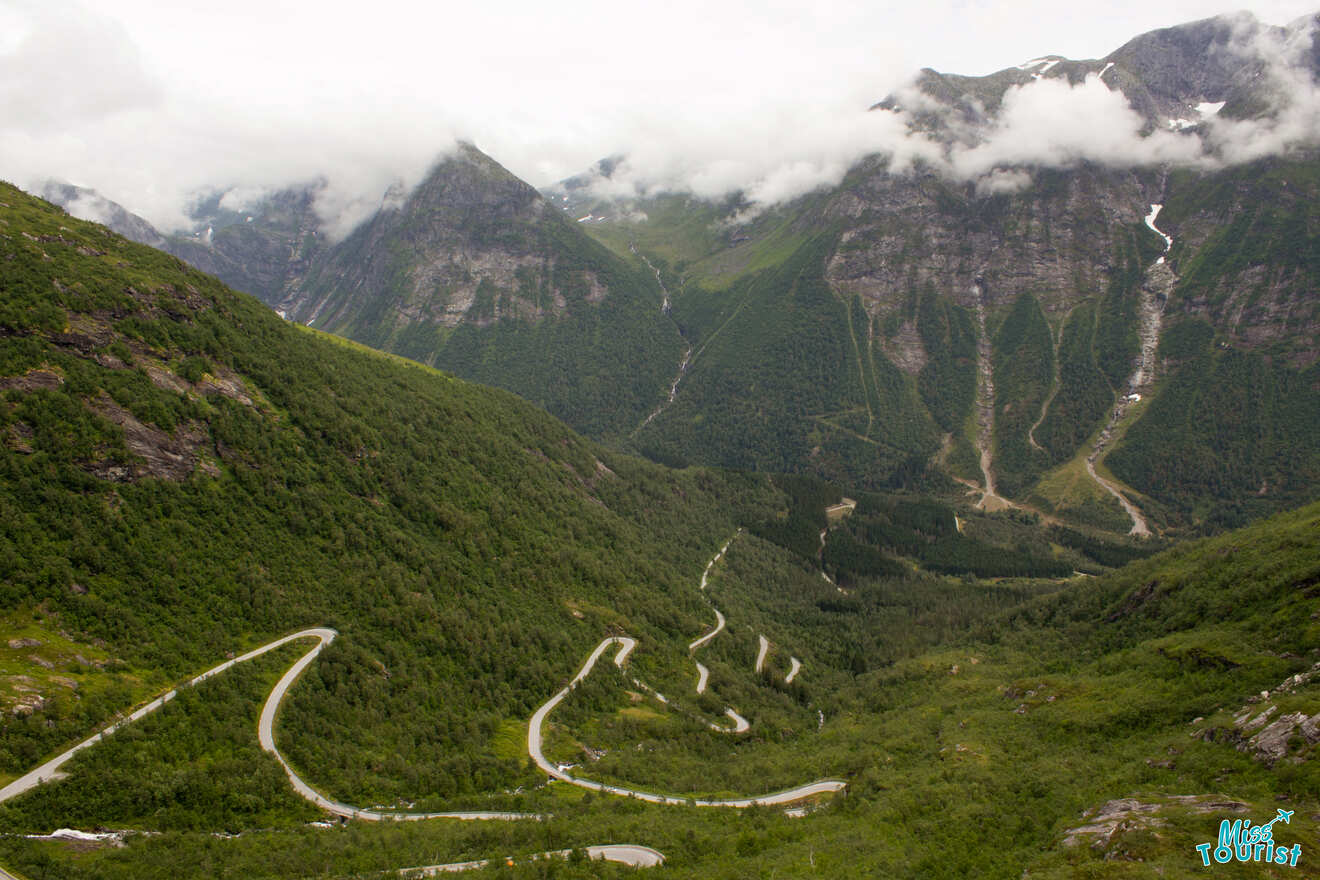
[{"left": 2, "top": 0, "right": 1317, "bottom": 233}]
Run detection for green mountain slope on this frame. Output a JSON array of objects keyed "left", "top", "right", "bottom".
[
  {"left": 545, "top": 500, "right": 1320, "bottom": 879},
  {"left": 0, "top": 179, "right": 780, "bottom": 812},
  {"left": 1, "top": 181, "right": 1319, "bottom": 880},
  {"left": 36, "top": 14, "right": 1319, "bottom": 537},
  {"left": 582, "top": 149, "right": 1320, "bottom": 533},
  {"left": 1096, "top": 156, "right": 1320, "bottom": 530},
  {"left": 633, "top": 233, "right": 937, "bottom": 485},
  {"left": 509, "top": 17, "right": 1320, "bottom": 531},
  {"left": 1159, "top": 155, "right": 1320, "bottom": 368}
]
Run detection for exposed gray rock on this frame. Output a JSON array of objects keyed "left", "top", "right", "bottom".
[
  {"left": 1064, "top": 795, "right": 1249, "bottom": 848},
  {"left": 282, "top": 144, "right": 611, "bottom": 334},
  {"left": 87, "top": 393, "right": 211, "bottom": 482},
  {"left": 1064, "top": 798, "right": 1165, "bottom": 847},
  {"left": 0, "top": 369, "right": 63, "bottom": 392},
  {"left": 39, "top": 182, "right": 166, "bottom": 248},
  {"left": 1241, "top": 704, "right": 1277, "bottom": 732},
  {"left": 1301, "top": 713, "right": 1320, "bottom": 744},
  {"left": 163, "top": 183, "right": 326, "bottom": 305},
  {"left": 1248, "top": 713, "right": 1309, "bottom": 763},
  {"left": 197, "top": 371, "right": 255, "bottom": 407},
  {"left": 824, "top": 164, "right": 1153, "bottom": 323}
]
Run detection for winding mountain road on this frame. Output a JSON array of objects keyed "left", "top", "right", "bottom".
[
  {"left": 716, "top": 708, "right": 751, "bottom": 734},
  {"left": 0, "top": 628, "right": 538, "bottom": 822},
  {"left": 695, "top": 661, "right": 710, "bottom": 694},
  {"left": 699, "top": 536, "right": 735, "bottom": 589},
  {"left": 786, "top": 657, "right": 802, "bottom": 684},
  {"left": 755, "top": 634, "right": 803, "bottom": 684},
  {"left": 0, "top": 628, "right": 338, "bottom": 808},
  {"left": 688, "top": 608, "right": 726, "bottom": 652},
  {"left": 0, "top": 533, "right": 838, "bottom": 878},
  {"left": 527, "top": 636, "right": 843, "bottom": 806},
  {"left": 686, "top": 535, "right": 753, "bottom": 729},
  {"left": 401, "top": 844, "right": 665, "bottom": 874},
  {"left": 256, "top": 631, "right": 534, "bottom": 821}
]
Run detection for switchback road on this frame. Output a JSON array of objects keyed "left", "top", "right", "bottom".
[
  {"left": 400, "top": 843, "right": 664, "bottom": 874},
  {"left": 527, "top": 637, "right": 845, "bottom": 806}
]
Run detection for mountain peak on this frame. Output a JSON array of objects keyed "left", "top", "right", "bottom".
[{"left": 38, "top": 181, "right": 166, "bottom": 248}]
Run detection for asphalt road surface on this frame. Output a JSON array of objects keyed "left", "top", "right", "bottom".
[{"left": 528, "top": 637, "right": 845, "bottom": 806}]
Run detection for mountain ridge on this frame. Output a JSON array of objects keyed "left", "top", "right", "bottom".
[
  {"left": 2, "top": 142, "right": 1320, "bottom": 880},
  {"left": 24, "top": 10, "right": 1320, "bottom": 533}
]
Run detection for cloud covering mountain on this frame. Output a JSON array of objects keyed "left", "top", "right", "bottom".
[{"left": 1, "top": 0, "right": 1318, "bottom": 237}]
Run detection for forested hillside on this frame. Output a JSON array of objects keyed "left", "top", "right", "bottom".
[
  {"left": 0, "top": 181, "right": 1318, "bottom": 880},
  {"left": 0, "top": 180, "right": 779, "bottom": 811},
  {"left": 1105, "top": 156, "right": 1320, "bottom": 528},
  {"left": 35, "top": 13, "right": 1318, "bottom": 538},
  {"left": 633, "top": 234, "right": 937, "bottom": 487},
  {"left": 567, "top": 150, "right": 1320, "bottom": 536}
]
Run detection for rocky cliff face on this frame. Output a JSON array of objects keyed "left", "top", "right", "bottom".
[
  {"left": 32, "top": 145, "right": 683, "bottom": 441},
  {"left": 622, "top": 12, "right": 1320, "bottom": 525},
  {"left": 165, "top": 184, "right": 326, "bottom": 309},
  {"left": 804, "top": 148, "right": 1319, "bottom": 523},
  {"left": 824, "top": 162, "right": 1158, "bottom": 346},
  {"left": 1101, "top": 13, "right": 1264, "bottom": 122},
  {"left": 38, "top": 182, "right": 166, "bottom": 249},
  {"left": 272, "top": 143, "right": 682, "bottom": 440},
  {"left": 887, "top": 12, "right": 1318, "bottom": 140},
  {"left": 29, "top": 12, "right": 1320, "bottom": 527},
  {"left": 1110, "top": 12, "right": 1320, "bottom": 123},
  {"left": 38, "top": 181, "right": 326, "bottom": 307},
  {"left": 283, "top": 143, "right": 611, "bottom": 335},
  {"left": 1158, "top": 157, "right": 1320, "bottom": 369}
]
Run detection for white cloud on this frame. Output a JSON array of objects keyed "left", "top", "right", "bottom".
[
  {"left": 0, "top": 0, "right": 459, "bottom": 236},
  {"left": 1, "top": 0, "right": 1318, "bottom": 237},
  {"left": 216, "top": 185, "right": 273, "bottom": 213},
  {"left": 570, "top": 100, "right": 944, "bottom": 218},
  {"left": 503, "top": 10, "right": 1320, "bottom": 218},
  {"left": 0, "top": 3, "right": 160, "bottom": 133},
  {"left": 63, "top": 190, "right": 118, "bottom": 227},
  {"left": 1203, "top": 13, "right": 1320, "bottom": 163},
  {"left": 974, "top": 168, "right": 1034, "bottom": 196},
  {"left": 949, "top": 73, "right": 1207, "bottom": 179}
]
